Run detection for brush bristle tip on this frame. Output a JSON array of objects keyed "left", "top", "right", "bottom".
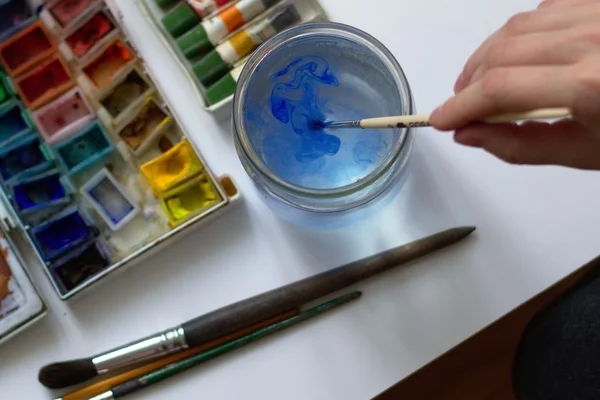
[{"left": 38, "top": 359, "right": 97, "bottom": 389}]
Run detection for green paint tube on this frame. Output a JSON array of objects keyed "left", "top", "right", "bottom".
[
  {"left": 206, "top": 63, "right": 245, "bottom": 105},
  {"left": 161, "top": 2, "right": 201, "bottom": 38},
  {"left": 154, "top": 0, "right": 179, "bottom": 10},
  {"left": 192, "top": 4, "right": 300, "bottom": 86}
]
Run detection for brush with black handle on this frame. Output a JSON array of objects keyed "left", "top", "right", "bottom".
[{"left": 39, "top": 226, "right": 476, "bottom": 389}]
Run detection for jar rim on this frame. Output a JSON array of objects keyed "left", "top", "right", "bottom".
[{"left": 232, "top": 21, "right": 415, "bottom": 200}]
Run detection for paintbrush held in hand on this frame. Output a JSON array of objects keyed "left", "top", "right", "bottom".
[
  {"left": 39, "top": 226, "right": 475, "bottom": 389},
  {"left": 314, "top": 107, "right": 571, "bottom": 129}
]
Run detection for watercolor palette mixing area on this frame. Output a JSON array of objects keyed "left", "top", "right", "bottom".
[
  {"left": 0, "top": 0, "right": 240, "bottom": 301},
  {"left": 0, "top": 228, "right": 46, "bottom": 345}
]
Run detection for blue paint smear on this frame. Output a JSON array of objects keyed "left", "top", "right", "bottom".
[{"left": 270, "top": 56, "right": 341, "bottom": 163}]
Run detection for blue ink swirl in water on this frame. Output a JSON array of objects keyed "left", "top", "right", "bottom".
[{"left": 270, "top": 56, "right": 341, "bottom": 163}]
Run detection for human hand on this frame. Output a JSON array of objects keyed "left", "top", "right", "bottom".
[{"left": 429, "top": 0, "right": 600, "bottom": 170}]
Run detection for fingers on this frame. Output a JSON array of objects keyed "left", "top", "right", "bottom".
[
  {"left": 454, "top": 31, "right": 503, "bottom": 93},
  {"left": 538, "top": 0, "right": 597, "bottom": 9},
  {"left": 455, "top": 4, "right": 600, "bottom": 93},
  {"left": 453, "top": 120, "right": 600, "bottom": 169},
  {"left": 467, "top": 29, "right": 587, "bottom": 85},
  {"left": 455, "top": 8, "right": 567, "bottom": 93},
  {"left": 431, "top": 66, "right": 572, "bottom": 131}
]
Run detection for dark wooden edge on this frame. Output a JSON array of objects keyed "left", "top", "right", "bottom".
[{"left": 374, "top": 254, "right": 600, "bottom": 400}]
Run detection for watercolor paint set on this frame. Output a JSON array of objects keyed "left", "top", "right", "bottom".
[
  {"left": 137, "top": 0, "right": 329, "bottom": 117},
  {"left": 0, "top": 0, "right": 240, "bottom": 305},
  {"left": 0, "top": 223, "right": 46, "bottom": 345}
]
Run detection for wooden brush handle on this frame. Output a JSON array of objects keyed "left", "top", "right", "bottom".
[
  {"left": 359, "top": 107, "right": 572, "bottom": 129},
  {"left": 181, "top": 227, "right": 474, "bottom": 347}
]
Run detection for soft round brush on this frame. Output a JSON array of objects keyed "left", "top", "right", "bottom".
[{"left": 316, "top": 107, "right": 572, "bottom": 129}]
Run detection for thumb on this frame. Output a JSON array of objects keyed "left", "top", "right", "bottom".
[{"left": 453, "top": 120, "right": 600, "bottom": 170}]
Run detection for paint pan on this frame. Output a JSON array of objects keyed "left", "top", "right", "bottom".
[
  {"left": 0, "top": 0, "right": 35, "bottom": 42},
  {"left": 32, "top": 87, "right": 95, "bottom": 145},
  {"left": 46, "top": 0, "right": 103, "bottom": 30},
  {"left": 160, "top": 173, "right": 222, "bottom": 227},
  {"left": 14, "top": 54, "right": 74, "bottom": 110},
  {"left": 80, "top": 168, "right": 140, "bottom": 230},
  {"left": 0, "top": 231, "right": 46, "bottom": 345},
  {"left": 9, "top": 169, "right": 71, "bottom": 224},
  {"left": 96, "top": 66, "right": 154, "bottom": 129},
  {"left": 0, "top": 134, "right": 54, "bottom": 183},
  {"left": 50, "top": 240, "right": 110, "bottom": 294},
  {"left": 63, "top": 9, "right": 118, "bottom": 61},
  {"left": 30, "top": 205, "right": 97, "bottom": 261},
  {"left": 53, "top": 121, "right": 115, "bottom": 175},
  {"left": 140, "top": 138, "right": 204, "bottom": 197},
  {"left": 0, "top": 252, "right": 9, "bottom": 302},
  {"left": 0, "top": 21, "right": 56, "bottom": 77},
  {"left": 0, "top": 100, "right": 34, "bottom": 148},
  {"left": 82, "top": 39, "right": 135, "bottom": 90},
  {"left": 0, "top": 72, "right": 12, "bottom": 106},
  {"left": 117, "top": 97, "right": 171, "bottom": 154},
  {"left": 136, "top": 122, "right": 182, "bottom": 163}
]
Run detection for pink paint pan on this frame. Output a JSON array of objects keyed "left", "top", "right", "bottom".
[
  {"left": 46, "top": 0, "right": 102, "bottom": 29},
  {"left": 32, "top": 87, "right": 94, "bottom": 144}
]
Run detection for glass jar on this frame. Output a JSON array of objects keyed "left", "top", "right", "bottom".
[{"left": 233, "top": 22, "right": 415, "bottom": 227}]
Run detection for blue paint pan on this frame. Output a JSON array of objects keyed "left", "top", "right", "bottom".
[
  {"left": 0, "top": 0, "right": 36, "bottom": 42},
  {"left": 0, "top": 133, "right": 54, "bottom": 183},
  {"left": 0, "top": 99, "right": 34, "bottom": 148},
  {"left": 9, "top": 169, "right": 72, "bottom": 220},
  {"left": 30, "top": 205, "right": 97, "bottom": 261}
]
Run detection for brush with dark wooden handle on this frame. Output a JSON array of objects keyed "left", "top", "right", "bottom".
[{"left": 39, "top": 226, "right": 476, "bottom": 389}]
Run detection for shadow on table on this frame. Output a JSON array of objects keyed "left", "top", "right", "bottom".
[{"left": 274, "top": 138, "right": 466, "bottom": 276}]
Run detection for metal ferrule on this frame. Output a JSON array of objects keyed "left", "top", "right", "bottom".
[
  {"left": 88, "top": 391, "right": 115, "bottom": 400},
  {"left": 325, "top": 120, "right": 362, "bottom": 129},
  {"left": 92, "top": 326, "right": 188, "bottom": 374}
]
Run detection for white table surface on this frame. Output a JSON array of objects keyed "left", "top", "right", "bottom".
[{"left": 4, "top": 0, "right": 600, "bottom": 398}]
